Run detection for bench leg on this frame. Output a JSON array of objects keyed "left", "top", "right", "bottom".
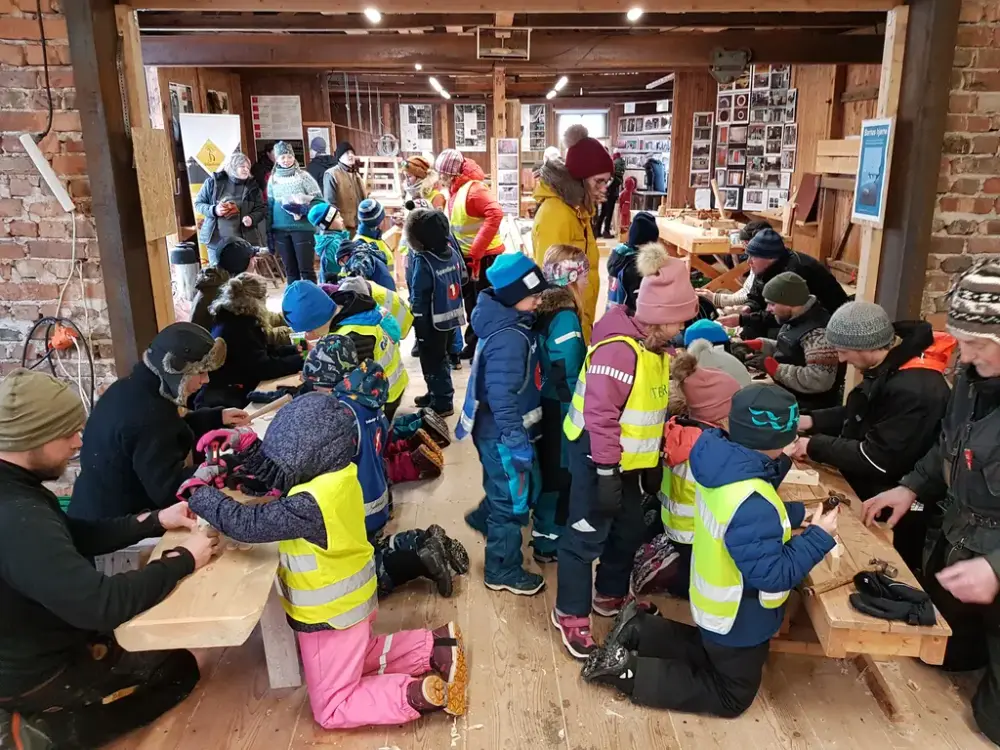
[{"left": 259, "top": 579, "right": 302, "bottom": 690}]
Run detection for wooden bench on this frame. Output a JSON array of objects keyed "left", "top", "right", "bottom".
[{"left": 655, "top": 216, "right": 746, "bottom": 292}]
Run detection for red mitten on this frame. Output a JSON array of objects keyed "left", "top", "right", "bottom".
[
  {"left": 743, "top": 339, "right": 764, "bottom": 351},
  {"left": 197, "top": 427, "right": 258, "bottom": 459},
  {"left": 763, "top": 357, "right": 780, "bottom": 377}
]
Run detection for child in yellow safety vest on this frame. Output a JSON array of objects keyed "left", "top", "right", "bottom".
[
  {"left": 582, "top": 384, "right": 839, "bottom": 718},
  {"left": 181, "top": 392, "right": 469, "bottom": 728},
  {"left": 630, "top": 352, "right": 742, "bottom": 599},
  {"left": 552, "top": 252, "right": 697, "bottom": 660}
]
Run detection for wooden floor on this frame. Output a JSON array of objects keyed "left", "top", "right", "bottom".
[{"left": 110, "top": 247, "right": 993, "bottom": 749}]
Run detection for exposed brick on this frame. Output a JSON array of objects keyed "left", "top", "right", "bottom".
[
  {"left": 36, "top": 219, "right": 71, "bottom": 239},
  {"left": 8, "top": 178, "right": 34, "bottom": 197},
  {"left": 67, "top": 179, "right": 90, "bottom": 199},
  {"left": 950, "top": 92, "right": 979, "bottom": 114},
  {"left": 968, "top": 236, "right": 1000, "bottom": 254},
  {"left": 957, "top": 24, "right": 993, "bottom": 47},
  {"left": 958, "top": 196, "right": 998, "bottom": 213},
  {"left": 930, "top": 235, "right": 967, "bottom": 254},
  {"left": 1, "top": 282, "right": 59, "bottom": 301},
  {"left": 0, "top": 243, "right": 26, "bottom": 260},
  {"left": 0, "top": 42, "right": 23, "bottom": 66},
  {"left": 944, "top": 134, "right": 972, "bottom": 154},
  {"left": 22, "top": 44, "right": 69, "bottom": 67},
  {"left": 939, "top": 196, "right": 960, "bottom": 212},
  {"left": 964, "top": 70, "right": 1000, "bottom": 92},
  {"left": 982, "top": 220, "right": 1000, "bottom": 234},
  {"left": 50, "top": 110, "right": 80, "bottom": 132},
  {"left": 977, "top": 48, "right": 1000, "bottom": 69},
  {"left": 0, "top": 17, "right": 67, "bottom": 41},
  {"left": 46, "top": 69, "right": 72, "bottom": 88},
  {"left": 984, "top": 176, "right": 1000, "bottom": 194},
  {"left": 954, "top": 48, "right": 976, "bottom": 68},
  {"left": 939, "top": 255, "right": 975, "bottom": 274},
  {"left": 950, "top": 177, "right": 982, "bottom": 194},
  {"left": 7, "top": 221, "right": 37, "bottom": 238},
  {"left": 946, "top": 218, "right": 979, "bottom": 235},
  {"left": 960, "top": 0, "right": 985, "bottom": 22},
  {"left": 953, "top": 156, "right": 1000, "bottom": 174},
  {"left": 26, "top": 239, "right": 73, "bottom": 258},
  {"left": 48, "top": 153, "right": 87, "bottom": 176},
  {"left": 24, "top": 199, "right": 68, "bottom": 218},
  {"left": 0, "top": 69, "right": 38, "bottom": 89},
  {"left": 0, "top": 199, "right": 23, "bottom": 217},
  {"left": 0, "top": 110, "right": 49, "bottom": 133},
  {"left": 978, "top": 92, "right": 1000, "bottom": 114},
  {"left": 971, "top": 134, "right": 1000, "bottom": 153}
]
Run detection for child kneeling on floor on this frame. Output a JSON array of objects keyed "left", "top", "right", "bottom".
[
  {"left": 582, "top": 384, "right": 839, "bottom": 718},
  {"left": 458, "top": 254, "right": 549, "bottom": 596},
  {"left": 552, "top": 253, "right": 696, "bottom": 660},
  {"left": 182, "top": 392, "right": 467, "bottom": 727}
]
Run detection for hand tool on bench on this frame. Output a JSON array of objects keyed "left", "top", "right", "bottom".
[
  {"left": 246, "top": 393, "right": 293, "bottom": 422},
  {"left": 802, "top": 557, "right": 898, "bottom": 597}
]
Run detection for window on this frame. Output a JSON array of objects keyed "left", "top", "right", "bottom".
[{"left": 555, "top": 110, "right": 608, "bottom": 141}]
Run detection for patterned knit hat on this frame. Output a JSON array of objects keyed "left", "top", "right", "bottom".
[
  {"left": 729, "top": 383, "right": 799, "bottom": 450},
  {"left": 273, "top": 141, "right": 293, "bottom": 158},
  {"left": 435, "top": 148, "right": 465, "bottom": 178},
  {"left": 542, "top": 255, "right": 590, "bottom": 288},
  {"left": 302, "top": 334, "right": 389, "bottom": 410},
  {"left": 826, "top": 301, "right": 895, "bottom": 350},
  {"left": 947, "top": 259, "right": 1000, "bottom": 345},
  {"left": 358, "top": 198, "right": 385, "bottom": 228}
]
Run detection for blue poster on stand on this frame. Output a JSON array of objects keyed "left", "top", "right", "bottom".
[{"left": 852, "top": 117, "right": 894, "bottom": 227}]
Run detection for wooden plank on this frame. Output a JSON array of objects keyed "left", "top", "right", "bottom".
[
  {"left": 841, "top": 85, "right": 881, "bottom": 103},
  {"left": 815, "top": 154, "right": 860, "bottom": 175},
  {"left": 667, "top": 70, "right": 722, "bottom": 208},
  {"left": 820, "top": 174, "right": 856, "bottom": 191},
  {"left": 817, "top": 138, "right": 862, "bottom": 157},
  {"left": 656, "top": 217, "right": 731, "bottom": 254},
  {"left": 132, "top": 128, "right": 178, "bottom": 242},
  {"left": 492, "top": 64, "right": 507, "bottom": 160},
  {"left": 257, "top": 580, "right": 302, "bottom": 689}
]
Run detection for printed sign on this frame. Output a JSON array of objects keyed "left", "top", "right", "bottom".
[{"left": 852, "top": 117, "right": 894, "bottom": 227}]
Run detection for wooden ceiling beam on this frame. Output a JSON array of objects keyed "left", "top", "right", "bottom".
[
  {"left": 134, "top": 1, "right": 897, "bottom": 12},
  {"left": 141, "top": 29, "right": 885, "bottom": 68}
]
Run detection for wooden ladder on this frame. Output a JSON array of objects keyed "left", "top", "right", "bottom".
[{"left": 359, "top": 155, "right": 404, "bottom": 208}]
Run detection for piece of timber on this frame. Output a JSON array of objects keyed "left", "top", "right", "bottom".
[{"left": 655, "top": 217, "right": 732, "bottom": 255}]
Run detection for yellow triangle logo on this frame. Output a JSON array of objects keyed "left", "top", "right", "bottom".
[{"left": 197, "top": 139, "right": 225, "bottom": 171}]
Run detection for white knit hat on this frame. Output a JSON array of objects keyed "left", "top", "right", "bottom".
[{"left": 687, "top": 339, "right": 752, "bottom": 387}]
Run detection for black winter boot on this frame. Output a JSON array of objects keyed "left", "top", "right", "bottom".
[
  {"left": 581, "top": 644, "right": 636, "bottom": 695},
  {"left": 417, "top": 535, "right": 454, "bottom": 597}
]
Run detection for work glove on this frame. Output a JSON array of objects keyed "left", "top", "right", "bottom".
[
  {"left": 848, "top": 571, "right": 937, "bottom": 627},
  {"left": 762, "top": 356, "right": 779, "bottom": 378},
  {"left": 176, "top": 463, "right": 225, "bottom": 502},
  {"left": 743, "top": 339, "right": 764, "bottom": 352},
  {"left": 197, "top": 427, "right": 259, "bottom": 463},
  {"left": 594, "top": 465, "right": 624, "bottom": 518},
  {"left": 744, "top": 353, "right": 767, "bottom": 372},
  {"left": 640, "top": 464, "right": 663, "bottom": 497}
]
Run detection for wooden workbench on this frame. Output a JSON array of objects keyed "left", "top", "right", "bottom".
[{"left": 654, "top": 215, "right": 747, "bottom": 292}]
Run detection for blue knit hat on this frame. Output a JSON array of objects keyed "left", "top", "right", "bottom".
[
  {"left": 281, "top": 281, "right": 336, "bottom": 333},
  {"left": 486, "top": 253, "right": 549, "bottom": 306},
  {"left": 628, "top": 211, "right": 659, "bottom": 247},
  {"left": 728, "top": 384, "right": 799, "bottom": 450},
  {"left": 307, "top": 202, "right": 341, "bottom": 231},
  {"left": 744, "top": 228, "right": 788, "bottom": 260},
  {"left": 358, "top": 198, "right": 385, "bottom": 228},
  {"left": 684, "top": 318, "right": 729, "bottom": 348}
]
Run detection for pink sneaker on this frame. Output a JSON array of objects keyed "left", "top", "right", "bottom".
[
  {"left": 551, "top": 609, "right": 597, "bottom": 660},
  {"left": 592, "top": 593, "right": 626, "bottom": 618}
]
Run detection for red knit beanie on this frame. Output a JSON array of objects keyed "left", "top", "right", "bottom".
[
  {"left": 563, "top": 125, "right": 614, "bottom": 181},
  {"left": 635, "top": 255, "right": 698, "bottom": 326}
]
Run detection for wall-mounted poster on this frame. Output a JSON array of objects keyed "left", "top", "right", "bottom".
[
  {"left": 206, "top": 89, "right": 230, "bottom": 114},
  {"left": 522, "top": 103, "right": 547, "bottom": 152},
  {"left": 455, "top": 103, "right": 488, "bottom": 151},
  {"left": 306, "top": 126, "right": 332, "bottom": 162},
  {"left": 743, "top": 188, "right": 766, "bottom": 211},
  {"left": 852, "top": 117, "right": 894, "bottom": 226},
  {"left": 251, "top": 95, "right": 303, "bottom": 141},
  {"left": 495, "top": 137, "right": 521, "bottom": 215},
  {"left": 689, "top": 111, "right": 714, "bottom": 188},
  {"left": 400, "top": 103, "right": 434, "bottom": 153}
]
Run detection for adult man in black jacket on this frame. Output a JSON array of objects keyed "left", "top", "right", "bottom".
[
  {"left": 865, "top": 260, "right": 1000, "bottom": 745},
  {"left": 722, "top": 229, "right": 848, "bottom": 340},
  {"left": 0, "top": 369, "right": 217, "bottom": 749},
  {"left": 789, "top": 302, "right": 952, "bottom": 573}
]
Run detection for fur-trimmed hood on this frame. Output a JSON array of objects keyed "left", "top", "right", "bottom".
[
  {"left": 195, "top": 266, "right": 229, "bottom": 293},
  {"left": 533, "top": 159, "right": 586, "bottom": 209},
  {"left": 142, "top": 322, "right": 226, "bottom": 405},
  {"left": 536, "top": 285, "right": 578, "bottom": 316},
  {"left": 636, "top": 241, "right": 670, "bottom": 278},
  {"left": 209, "top": 272, "right": 270, "bottom": 326}
]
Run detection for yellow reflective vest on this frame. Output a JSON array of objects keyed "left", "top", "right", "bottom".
[
  {"left": 277, "top": 465, "right": 377, "bottom": 630},
  {"left": 356, "top": 232, "right": 394, "bottom": 272},
  {"left": 450, "top": 181, "right": 503, "bottom": 257},
  {"left": 337, "top": 320, "right": 409, "bottom": 403},
  {"left": 368, "top": 281, "right": 414, "bottom": 338},
  {"left": 660, "top": 461, "right": 697, "bottom": 545},
  {"left": 563, "top": 335, "right": 670, "bottom": 471},
  {"left": 690, "top": 477, "right": 791, "bottom": 636}
]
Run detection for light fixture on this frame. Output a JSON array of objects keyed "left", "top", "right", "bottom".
[
  {"left": 626, "top": 7, "right": 644, "bottom": 22},
  {"left": 414, "top": 63, "right": 423, "bottom": 71},
  {"left": 441, "top": 90, "right": 452, "bottom": 100},
  {"left": 428, "top": 76, "right": 443, "bottom": 92},
  {"left": 554, "top": 76, "right": 568, "bottom": 91},
  {"left": 363, "top": 8, "right": 382, "bottom": 23},
  {"left": 546, "top": 90, "right": 557, "bottom": 100}
]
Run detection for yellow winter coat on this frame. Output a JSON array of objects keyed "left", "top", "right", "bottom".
[{"left": 531, "top": 174, "right": 600, "bottom": 344}]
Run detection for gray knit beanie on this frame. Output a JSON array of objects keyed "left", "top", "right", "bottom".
[
  {"left": 826, "top": 301, "right": 894, "bottom": 350},
  {"left": 763, "top": 272, "right": 810, "bottom": 306},
  {"left": 947, "top": 259, "right": 1000, "bottom": 345}
]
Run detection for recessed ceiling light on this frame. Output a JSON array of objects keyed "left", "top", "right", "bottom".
[
  {"left": 554, "top": 76, "right": 568, "bottom": 91},
  {"left": 364, "top": 8, "right": 382, "bottom": 23},
  {"left": 626, "top": 7, "right": 644, "bottom": 22},
  {"left": 414, "top": 63, "right": 423, "bottom": 71}
]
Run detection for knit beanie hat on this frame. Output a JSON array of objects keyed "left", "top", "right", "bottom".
[
  {"left": 405, "top": 208, "right": 450, "bottom": 253},
  {"left": 684, "top": 318, "right": 729, "bottom": 348},
  {"left": 688, "top": 339, "right": 752, "bottom": 387},
  {"left": 334, "top": 141, "right": 355, "bottom": 163},
  {"left": 403, "top": 155, "right": 431, "bottom": 179},
  {"left": 745, "top": 228, "right": 788, "bottom": 260},
  {"left": 358, "top": 198, "right": 385, "bottom": 229},
  {"left": 435, "top": 148, "right": 465, "bottom": 178},
  {"left": 634, "top": 255, "right": 698, "bottom": 327},
  {"left": 143, "top": 322, "right": 226, "bottom": 405},
  {"left": 728, "top": 383, "right": 799, "bottom": 450},
  {"left": 763, "top": 272, "right": 810, "bottom": 306},
  {"left": 947, "top": 259, "right": 1000, "bottom": 345},
  {"left": 273, "top": 141, "right": 293, "bottom": 158},
  {"left": 563, "top": 125, "right": 614, "bottom": 181},
  {"left": 307, "top": 202, "right": 341, "bottom": 231},
  {"left": 282, "top": 281, "right": 337, "bottom": 333},
  {"left": 628, "top": 211, "right": 660, "bottom": 247},
  {"left": 215, "top": 237, "right": 255, "bottom": 276},
  {"left": 672, "top": 356, "right": 742, "bottom": 425},
  {"left": 486, "top": 253, "right": 549, "bottom": 306},
  {"left": 310, "top": 137, "right": 328, "bottom": 155},
  {"left": 826, "top": 301, "right": 895, "bottom": 350},
  {"left": 0, "top": 368, "right": 86, "bottom": 452}
]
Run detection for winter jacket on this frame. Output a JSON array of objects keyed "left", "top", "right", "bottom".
[
  {"left": 339, "top": 241, "right": 396, "bottom": 291},
  {"left": 741, "top": 251, "right": 848, "bottom": 335},
  {"left": 0, "top": 459, "right": 195, "bottom": 698},
  {"left": 806, "top": 322, "right": 952, "bottom": 501},
  {"left": 446, "top": 159, "right": 505, "bottom": 275},
  {"left": 251, "top": 151, "right": 274, "bottom": 196},
  {"left": 408, "top": 232, "right": 466, "bottom": 341},
  {"left": 612, "top": 156, "right": 626, "bottom": 188},
  {"left": 306, "top": 154, "right": 336, "bottom": 192},
  {"left": 200, "top": 291, "right": 304, "bottom": 408},
  {"left": 689, "top": 429, "right": 834, "bottom": 647},
  {"left": 267, "top": 166, "right": 322, "bottom": 234},
  {"left": 532, "top": 160, "right": 600, "bottom": 342},
  {"left": 644, "top": 157, "right": 666, "bottom": 192},
  {"left": 471, "top": 289, "right": 540, "bottom": 459},
  {"left": 69, "top": 363, "right": 224, "bottom": 519},
  {"left": 322, "top": 164, "right": 367, "bottom": 231},
  {"left": 190, "top": 267, "right": 229, "bottom": 332},
  {"left": 328, "top": 289, "right": 396, "bottom": 363},
  {"left": 316, "top": 229, "right": 350, "bottom": 283},
  {"left": 535, "top": 286, "right": 586, "bottom": 406},
  {"left": 606, "top": 242, "right": 642, "bottom": 313},
  {"left": 194, "top": 170, "right": 266, "bottom": 249},
  {"left": 900, "top": 365, "right": 1000, "bottom": 577}
]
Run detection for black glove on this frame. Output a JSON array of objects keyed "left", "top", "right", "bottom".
[
  {"left": 848, "top": 571, "right": 937, "bottom": 627},
  {"left": 640, "top": 464, "right": 663, "bottom": 496},
  {"left": 594, "top": 465, "right": 623, "bottom": 518},
  {"left": 744, "top": 353, "right": 767, "bottom": 372}
]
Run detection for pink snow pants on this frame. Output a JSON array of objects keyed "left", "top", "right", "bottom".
[{"left": 297, "top": 612, "right": 434, "bottom": 729}]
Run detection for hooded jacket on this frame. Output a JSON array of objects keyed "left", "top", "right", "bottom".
[
  {"left": 532, "top": 159, "right": 600, "bottom": 342},
  {"left": 605, "top": 242, "right": 653, "bottom": 314},
  {"left": 806, "top": 321, "right": 953, "bottom": 500},
  {"left": 446, "top": 159, "right": 505, "bottom": 273},
  {"left": 689, "top": 429, "right": 834, "bottom": 647},
  {"left": 741, "top": 251, "right": 848, "bottom": 336},
  {"left": 406, "top": 220, "right": 465, "bottom": 340},
  {"left": 322, "top": 163, "right": 367, "bottom": 231},
  {"left": 190, "top": 267, "right": 229, "bottom": 333},
  {"left": 193, "top": 169, "right": 266, "bottom": 249},
  {"left": 329, "top": 289, "right": 387, "bottom": 362},
  {"left": 535, "top": 286, "right": 586, "bottom": 406}
]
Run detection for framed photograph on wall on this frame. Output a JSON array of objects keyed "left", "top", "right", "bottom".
[
  {"left": 721, "top": 188, "right": 741, "bottom": 210},
  {"left": 767, "top": 189, "right": 789, "bottom": 210},
  {"left": 783, "top": 123, "right": 798, "bottom": 148},
  {"left": 746, "top": 172, "right": 764, "bottom": 189},
  {"left": 747, "top": 124, "right": 765, "bottom": 146},
  {"left": 781, "top": 148, "right": 796, "bottom": 172},
  {"left": 727, "top": 148, "right": 746, "bottom": 166},
  {"left": 715, "top": 147, "right": 728, "bottom": 169},
  {"left": 743, "top": 188, "right": 766, "bottom": 211},
  {"left": 733, "top": 108, "right": 748, "bottom": 124},
  {"left": 780, "top": 172, "right": 791, "bottom": 190},
  {"left": 727, "top": 169, "right": 745, "bottom": 187},
  {"left": 718, "top": 125, "right": 729, "bottom": 144},
  {"left": 716, "top": 168, "right": 727, "bottom": 185},
  {"left": 729, "top": 125, "right": 748, "bottom": 144}
]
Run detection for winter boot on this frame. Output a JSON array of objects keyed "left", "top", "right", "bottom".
[
  {"left": 420, "top": 408, "right": 452, "bottom": 448},
  {"left": 0, "top": 710, "right": 53, "bottom": 750},
  {"left": 428, "top": 404, "right": 455, "bottom": 418},
  {"left": 592, "top": 593, "right": 626, "bottom": 618},
  {"left": 459, "top": 343, "right": 475, "bottom": 361},
  {"left": 581, "top": 644, "right": 636, "bottom": 695},
  {"left": 427, "top": 524, "right": 470, "bottom": 574},
  {"left": 412, "top": 429, "right": 445, "bottom": 462},
  {"left": 414, "top": 393, "right": 432, "bottom": 409},
  {"left": 411, "top": 342, "right": 421, "bottom": 358},
  {"left": 551, "top": 610, "right": 597, "bottom": 660},
  {"left": 450, "top": 353, "right": 462, "bottom": 371},
  {"left": 464, "top": 502, "right": 488, "bottom": 537},
  {"left": 418, "top": 535, "right": 454, "bottom": 597},
  {"left": 406, "top": 675, "right": 447, "bottom": 714},
  {"left": 630, "top": 536, "right": 681, "bottom": 596},
  {"left": 431, "top": 622, "right": 468, "bottom": 716},
  {"left": 603, "top": 599, "right": 645, "bottom": 654},
  {"left": 485, "top": 568, "right": 545, "bottom": 596},
  {"left": 410, "top": 444, "right": 443, "bottom": 479}
]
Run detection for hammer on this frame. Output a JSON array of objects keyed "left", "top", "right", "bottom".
[{"left": 802, "top": 557, "right": 898, "bottom": 597}]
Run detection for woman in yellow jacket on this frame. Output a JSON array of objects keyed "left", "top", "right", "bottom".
[{"left": 532, "top": 125, "right": 614, "bottom": 343}]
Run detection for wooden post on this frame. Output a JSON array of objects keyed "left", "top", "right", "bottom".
[
  {"left": 438, "top": 101, "right": 450, "bottom": 152},
  {"left": 493, "top": 65, "right": 507, "bottom": 155},
  {"left": 817, "top": 66, "right": 847, "bottom": 261},
  {"left": 667, "top": 70, "right": 718, "bottom": 208}
]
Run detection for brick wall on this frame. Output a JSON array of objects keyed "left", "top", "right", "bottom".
[{"left": 925, "top": 0, "right": 1000, "bottom": 319}]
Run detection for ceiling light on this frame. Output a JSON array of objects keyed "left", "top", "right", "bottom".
[
  {"left": 428, "top": 76, "right": 443, "bottom": 92},
  {"left": 414, "top": 63, "right": 423, "bottom": 71},
  {"left": 441, "top": 90, "right": 452, "bottom": 100},
  {"left": 363, "top": 8, "right": 382, "bottom": 23},
  {"left": 554, "top": 76, "right": 568, "bottom": 91},
  {"left": 626, "top": 7, "right": 644, "bottom": 22},
  {"left": 546, "top": 90, "right": 557, "bottom": 100}
]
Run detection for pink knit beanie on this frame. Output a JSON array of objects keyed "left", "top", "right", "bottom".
[
  {"left": 682, "top": 366, "right": 742, "bottom": 424},
  {"left": 634, "top": 255, "right": 698, "bottom": 326}
]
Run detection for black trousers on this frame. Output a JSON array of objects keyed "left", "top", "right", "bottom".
[
  {"left": 461, "top": 253, "right": 499, "bottom": 350},
  {"left": 273, "top": 230, "right": 317, "bottom": 283},
  {"left": 630, "top": 615, "right": 769, "bottom": 718},
  {"left": 3, "top": 640, "right": 199, "bottom": 749},
  {"left": 596, "top": 184, "right": 621, "bottom": 236},
  {"left": 921, "top": 537, "right": 1000, "bottom": 744},
  {"left": 416, "top": 326, "right": 455, "bottom": 410}
]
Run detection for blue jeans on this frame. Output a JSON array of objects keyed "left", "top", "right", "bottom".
[
  {"left": 556, "top": 431, "right": 646, "bottom": 616},
  {"left": 472, "top": 410, "right": 538, "bottom": 583}
]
